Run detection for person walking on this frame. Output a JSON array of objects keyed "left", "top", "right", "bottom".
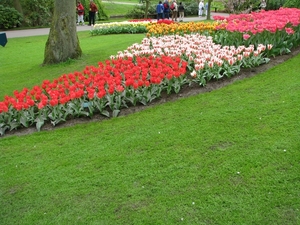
[
  {"left": 89, "top": 0, "right": 98, "bottom": 26},
  {"left": 76, "top": 1, "right": 85, "bottom": 25},
  {"left": 156, "top": 1, "right": 164, "bottom": 21},
  {"left": 260, "top": 0, "right": 266, "bottom": 10},
  {"left": 163, "top": 0, "right": 170, "bottom": 19},
  {"left": 171, "top": 0, "right": 178, "bottom": 21},
  {"left": 178, "top": 2, "right": 185, "bottom": 22},
  {"left": 198, "top": 0, "right": 204, "bottom": 17},
  {"left": 205, "top": 2, "right": 208, "bottom": 16}
]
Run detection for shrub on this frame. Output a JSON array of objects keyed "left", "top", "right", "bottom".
[
  {"left": 125, "top": 7, "right": 146, "bottom": 19},
  {"left": 182, "top": 2, "right": 199, "bottom": 16},
  {"left": 284, "top": 0, "right": 300, "bottom": 8},
  {"left": 22, "top": 0, "right": 53, "bottom": 27},
  {"left": 0, "top": 5, "right": 23, "bottom": 29},
  {"left": 266, "top": 0, "right": 286, "bottom": 10}
]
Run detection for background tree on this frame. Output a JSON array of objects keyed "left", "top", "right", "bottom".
[
  {"left": 206, "top": 0, "right": 212, "bottom": 20},
  {"left": 13, "top": 0, "right": 23, "bottom": 16},
  {"left": 144, "top": 0, "right": 151, "bottom": 18},
  {"left": 43, "top": 0, "right": 82, "bottom": 65}
]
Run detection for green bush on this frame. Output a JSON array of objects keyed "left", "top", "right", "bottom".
[
  {"left": 0, "top": 5, "right": 23, "bottom": 29},
  {"left": 1, "top": 0, "right": 12, "bottom": 7},
  {"left": 22, "top": 0, "right": 53, "bottom": 26},
  {"left": 266, "top": 0, "right": 286, "bottom": 10},
  {"left": 284, "top": 0, "right": 300, "bottom": 8},
  {"left": 183, "top": 2, "right": 199, "bottom": 16},
  {"left": 125, "top": 7, "right": 146, "bottom": 19}
]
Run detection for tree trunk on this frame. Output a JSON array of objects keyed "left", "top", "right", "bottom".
[
  {"left": 13, "top": 0, "right": 23, "bottom": 15},
  {"left": 207, "top": 0, "right": 212, "bottom": 20},
  {"left": 144, "top": 0, "right": 151, "bottom": 18},
  {"left": 43, "top": 0, "right": 82, "bottom": 65}
]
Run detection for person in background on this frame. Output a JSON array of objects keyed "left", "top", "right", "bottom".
[
  {"left": 171, "top": 0, "right": 178, "bottom": 21},
  {"left": 156, "top": 1, "right": 164, "bottom": 21},
  {"left": 198, "top": 0, "right": 204, "bottom": 17},
  {"left": 76, "top": 1, "right": 85, "bottom": 26},
  {"left": 260, "top": 0, "right": 266, "bottom": 10},
  {"left": 89, "top": 0, "right": 98, "bottom": 26},
  {"left": 178, "top": 2, "right": 185, "bottom": 22},
  {"left": 205, "top": 1, "right": 208, "bottom": 16},
  {"left": 163, "top": 0, "right": 170, "bottom": 19}
]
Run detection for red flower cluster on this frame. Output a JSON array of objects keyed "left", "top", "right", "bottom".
[
  {"left": 0, "top": 56, "right": 187, "bottom": 113},
  {"left": 157, "top": 19, "right": 175, "bottom": 25}
]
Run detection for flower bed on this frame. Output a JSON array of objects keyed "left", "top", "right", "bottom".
[
  {"left": 0, "top": 56, "right": 188, "bottom": 135},
  {"left": 90, "top": 21, "right": 152, "bottom": 35},
  {"left": 90, "top": 19, "right": 178, "bottom": 36},
  {"left": 1, "top": 8, "right": 300, "bottom": 136},
  {"left": 146, "top": 21, "right": 221, "bottom": 37},
  {"left": 113, "top": 34, "right": 271, "bottom": 86},
  {"left": 213, "top": 8, "right": 300, "bottom": 56},
  {"left": 0, "top": 34, "right": 269, "bottom": 135}
]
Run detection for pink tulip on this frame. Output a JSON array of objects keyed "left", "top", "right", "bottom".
[{"left": 243, "top": 34, "right": 251, "bottom": 40}]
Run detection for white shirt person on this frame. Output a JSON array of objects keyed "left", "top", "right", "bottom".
[{"left": 199, "top": 0, "right": 204, "bottom": 16}]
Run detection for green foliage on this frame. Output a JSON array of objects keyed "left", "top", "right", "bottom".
[
  {"left": 125, "top": 5, "right": 144, "bottom": 19},
  {"left": 284, "top": 0, "right": 300, "bottom": 8},
  {"left": 2, "top": 0, "right": 110, "bottom": 28},
  {"left": 0, "top": 0, "right": 13, "bottom": 7},
  {"left": 96, "top": 1, "right": 110, "bottom": 20},
  {"left": 266, "top": 0, "right": 286, "bottom": 10},
  {"left": 90, "top": 23, "right": 147, "bottom": 35},
  {"left": 126, "top": 7, "right": 147, "bottom": 19},
  {"left": 181, "top": 2, "right": 199, "bottom": 16},
  {"left": 0, "top": 5, "right": 23, "bottom": 29},
  {"left": 21, "top": 0, "right": 53, "bottom": 26}
]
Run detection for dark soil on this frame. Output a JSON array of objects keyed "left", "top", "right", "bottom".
[{"left": 2, "top": 46, "right": 300, "bottom": 138}]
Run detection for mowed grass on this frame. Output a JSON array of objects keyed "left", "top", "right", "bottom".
[
  {"left": 103, "top": 2, "right": 137, "bottom": 17},
  {"left": 0, "top": 32, "right": 300, "bottom": 224}
]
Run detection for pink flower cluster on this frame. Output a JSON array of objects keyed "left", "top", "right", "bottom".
[
  {"left": 214, "top": 8, "right": 300, "bottom": 34},
  {"left": 113, "top": 34, "right": 268, "bottom": 70}
]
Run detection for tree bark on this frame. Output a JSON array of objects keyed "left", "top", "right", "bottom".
[
  {"left": 13, "top": 0, "right": 23, "bottom": 15},
  {"left": 43, "top": 0, "right": 82, "bottom": 65},
  {"left": 144, "top": 0, "right": 151, "bottom": 18},
  {"left": 207, "top": 0, "right": 212, "bottom": 20}
]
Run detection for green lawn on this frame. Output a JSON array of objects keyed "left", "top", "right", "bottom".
[
  {"left": 103, "top": 2, "right": 137, "bottom": 17},
  {"left": 0, "top": 32, "right": 300, "bottom": 224}
]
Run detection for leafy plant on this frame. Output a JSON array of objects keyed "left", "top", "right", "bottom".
[
  {"left": 284, "top": 0, "right": 300, "bottom": 8},
  {"left": 22, "top": 0, "right": 53, "bottom": 26},
  {"left": 0, "top": 5, "right": 23, "bottom": 29},
  {"left": 91, "top": 22, "right": 148, "bottom": 35}
]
